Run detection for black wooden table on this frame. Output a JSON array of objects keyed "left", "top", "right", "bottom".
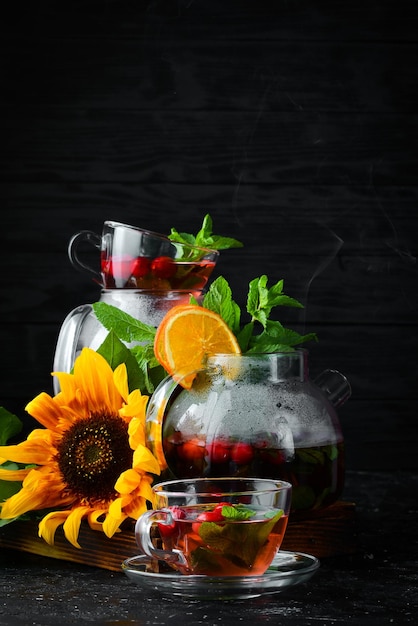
[{"left": 1, "top": 470, "right": 417, "bottom": 625}]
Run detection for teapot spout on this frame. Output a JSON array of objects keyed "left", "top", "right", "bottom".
[{"left": 314, "top": 369, "right": 352, "bottom": 408}]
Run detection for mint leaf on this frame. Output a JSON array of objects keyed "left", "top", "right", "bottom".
[
  {"left": 0, "top": 408, "right": 22, "bottom": 445},
  {"left": 95, "top": 331, "right": 150, "bottom": 393},
  {"left": 202, "top": 276, "right": 241, "bottom": 335},
  {"left": 236, "top": 322, "right": 254, "bottom": 353},
  {"left": 93, "top": 302, "right": 156, "bottom": 343},
  {"left": 246, "top": 322, "right": 318, "bottom": 353},
  {"left": 169, "top": 214, "right": 243, "bottom": 251},
  {"left": 220, "top": 504, "right": 256, "bottom": 521},
  {"left": 129, "top": 343, "right": 167, "bottom": 394}
]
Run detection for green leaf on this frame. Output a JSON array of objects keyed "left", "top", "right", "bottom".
[
  {"left": 95, "top": 331, "right": 147, "bottom": 393},
  {"left": 92, "top": 302, "right": 156, "bottom": 343},
  {"left": 220, "top": 504, "right": 256, "bottom": 521},
  {"left": 169, "top": 213, "right": 243, "bottom": 252},
  {"left": 246, "top": 323, "right": 318, "bottom": 354},
  {"left": 0, "top": 480, "right": 23, "bottom": 504},
  {"left": 202, "top": 276, "right": 241, "bottom": 335},
  {"left": 236, "top": 322, "right": 254, "bottom": 353},
  {"left": 0, "top": 408, "right": 22, "bottom": 445}
]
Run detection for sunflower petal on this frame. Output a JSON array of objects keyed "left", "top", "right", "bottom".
[
  {"left": 52, "top": 371, "right": 78, "bottom": 403},
  {"left": 132, "top": 445, "right": 161, "bottom": 476},
  {"left": 113, "top": 363, "right": 129, "bottom": 402},
  {"left": 74, "top": 349, "right": 122, "bottom": 415},
  {"left": 87, "top": 509, "right": 107, "bottom": 532},
  {"left": 62, "top": 505, "right": 91, "bottom": 548},
  {"left": 38, "top": 510, "right": 70, "bottom": 545},
  {"left": 25, "top": 392, "right": 63, "bottom": 430},
  {"left": 0, "top": 467, "right": 31, "bottom": 481},
  {"left": 102, "top": 507, "right": 127, "bottom": 538},
  {"left": 128, "top": 417, "right": 146, "bottom": 449},
  {"left": 0, "top": 436, "right": 54, "bottom": 466},
  {"left": 114, "top": 468, "right": 141, "bottom": 495},
  {"left": 0, "top": 473, "right": 63, "bottom": 519},
  {"left": 119, "top": 389, "right": 148, "bottom": 419},
  {"left": 123, "top": 492, "right": 149, "bottom": 519}
]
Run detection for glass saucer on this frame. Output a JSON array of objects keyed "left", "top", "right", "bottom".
[{"left": 121, "top": 550, "right": 319, "bottom": 600}]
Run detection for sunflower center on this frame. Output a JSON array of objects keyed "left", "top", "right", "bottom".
[{"left": 56, "top": 414, "right": 133, "bottom": 503}]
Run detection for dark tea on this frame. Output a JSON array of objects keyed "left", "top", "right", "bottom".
[
  {"left": 101, "top": 252, "right": 216, "bottom": 290},
  {"left": 163, "top": 434, "right": 345, "bottom": 511}
]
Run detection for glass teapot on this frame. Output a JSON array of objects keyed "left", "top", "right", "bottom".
[
  {"left": 146, "top": 351, "right": 351, "bottom": 512},
  {"left": 53, "top": 221, "right": 219, "bottom": 392}
]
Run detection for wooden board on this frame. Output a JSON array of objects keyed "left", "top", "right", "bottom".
[{"left": 0, "top": 501, "right": 357, "bottom": 572}]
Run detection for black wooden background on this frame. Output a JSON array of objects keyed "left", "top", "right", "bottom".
[{"left": 1, "top": 0, "right": 417, "bottom": 472}]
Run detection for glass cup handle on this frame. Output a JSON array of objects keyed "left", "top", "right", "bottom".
[
  {"left": 68, "top": 230, "right": 102, "bottom": 282},
  {"left": 135, "top": 510, "right": 187, "bottom": 567}
]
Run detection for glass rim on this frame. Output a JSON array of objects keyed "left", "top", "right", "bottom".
[
  {"left": 206, "top": 349, "right": 308, "bottom": 358},
  {"left": 103, "top": 220, "right": 220, "bottom": 256},
  {"left": 152, "top": 477, "right": 292, "bottom": 498}
]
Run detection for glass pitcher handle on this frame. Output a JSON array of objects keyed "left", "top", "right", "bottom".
[
  {"left": 314, "top": 369, "right": 352, "bottom": 408},
  {"left": 68, "top": 230, "right": 102, "bottom": 282},
  {"left": 52, "top": 304, "right": 93, "bottom": 394}
]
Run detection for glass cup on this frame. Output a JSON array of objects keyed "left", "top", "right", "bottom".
[
  {"left": 68, "top": 220, "right": 219, "bottom": 291},
  {"left": 135, "top": 477, "right": 292, "bottom": 577}
]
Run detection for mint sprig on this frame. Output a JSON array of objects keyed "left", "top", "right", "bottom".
[
  {"left": 169, "top": 214, "right": 243, "bottom": 251},
  {"left": 203, "top": 275, "right": 318, "bottom": 353}
]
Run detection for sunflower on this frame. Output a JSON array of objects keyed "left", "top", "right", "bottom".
[{"left": 0, "top": 348, "right": 160, "bottom": 548}]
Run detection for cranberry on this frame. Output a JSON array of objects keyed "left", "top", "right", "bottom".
[
  {"left": 178, "top": 439, "right": 206, "bottom": 461},
  {"left": 157, "top": 506, "right": 185, "bottom": 539},
  {"left": 192, "top": 506, "right": 225, "bottom": 535},
  {"left": 151, "top": 256, "right": 177, "bottom": 279},
  {"left": 208, "top": 441, "right": 231, "bottom": 464},
  {"left": 131, "top": 256, "right": 151, "bottom": 278},
  {"left": 230, "top": 442, "right": 254, "bottom": 465}
]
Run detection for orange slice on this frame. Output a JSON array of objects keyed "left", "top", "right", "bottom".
[{"left": 154, "top": 304, "right": 241, "bottom": 389}]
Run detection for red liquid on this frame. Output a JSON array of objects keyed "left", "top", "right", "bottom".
[
  {"left": 157, "top": 504, "right": 288, "bottom": 576},
  {"left": 163, "top": 436, "right": 345, "bottom": 511},
  {"left": 101, "top": 253, "right": 216, "bottom": 290}
]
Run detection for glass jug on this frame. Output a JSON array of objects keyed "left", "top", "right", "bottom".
[
  {"left": 53, "top": 221, "right": 219, "bottom": 391},
  {"left": 146, "top": 351, "right": 351, "bottom": 512}
]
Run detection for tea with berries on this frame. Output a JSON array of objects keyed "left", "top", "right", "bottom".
[
  {"left": 156, "top": 502, "right": 288, "bottom": 576},
  {"left": 101, "top": 252, "right": 216, "bottom": 291},
  {"left": 163, "top": 435, "right": 345, "bottom": 511}
]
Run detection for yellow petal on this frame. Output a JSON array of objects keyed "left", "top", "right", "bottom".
[
  {"left": 52, "top": 371, "right": 79, "bottom": 403},
  {"left": 102, "top": 507, "right": 126, "bottom": 538},
  {"left": 114, "top": 468, "right": 141, "bottom": 495},
  {"left": 73, "top": 349, "right": 123, "bottom": 415},
  {"left": 62, "top": 505, "right": 91, "bottom": 548},
  {"left": 132, "top": 445, "right": 161, "bottom": 476},
  {"left": 128, "top": 417, "right": 146, "bottom": 449},
  {"left": 0, "top": 466, "right": 31, "bottom": 481},
  {"left": 0, "top": 435, "right": 54, "bottom": 466},
  {"left": 113, "top": 363, "right": 129, "bottom": 402},
  {"left": 87, "top": 509, "right": 107, "bottom": 532},
  {"left": 124, "top": 492, "right": 148, "bottom": 519},
  {"left": 38, "top": 510, "right": 70, "bottom": 545},
  {"left": 119, "top": 389, "right": 148, "bottom": 419},
  {"left": 25, "top": 392, "right": 63, "bottom": 430}
]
